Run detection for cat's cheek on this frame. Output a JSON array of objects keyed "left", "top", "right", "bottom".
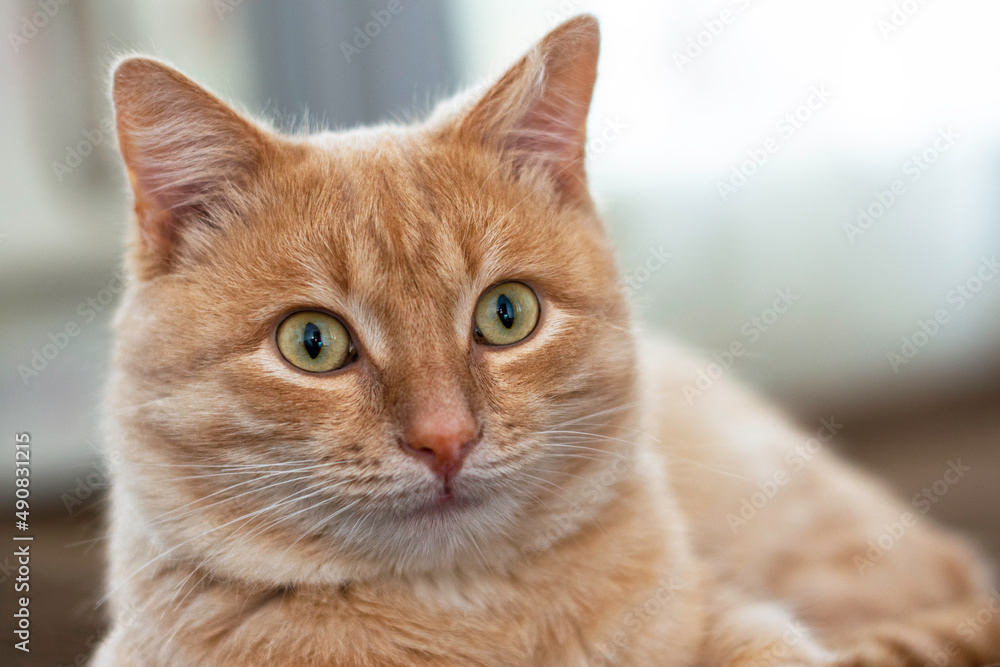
[
  {"left": 226, "top": 347, "right": 385, "bottom": 444},
  {"left": 247, "top": 345, "right": 355, "bottom": 387}
]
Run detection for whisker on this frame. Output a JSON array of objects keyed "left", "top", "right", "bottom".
[
  {"left": 280, "top": 498, "right": 364, "bottom": 556},
  {"left": 460, "top": 522, "right": 493, "bottom": 574},
  {"left": 160, "top": 463, "right": 349, "bottom": 482},
  {"left": 128, "top": 459, "right": 318, "bottom": 470},
  {"left": 519, "top": 474, "right": 577, "bottom": 506},
  {"left": 542, "top": 453, "right": 609, "bottom": 464},
  {"left": 543, "top": 430, "right": 645, "bottom": 448},
  {"left": 145, "top": 460, "right": 350, "bottom": 527},
  {"left": 546, "top": 433, "right": 750, "bottom": 481},
  {"left": 548, "top": 402, "right": 640, "bottom": 429},
  {"left": 144, "top": 472, "right": 314, "bottom": 528},
  {"left": 224, "top": 480, "right": 356, "bottom": 550},
  {"left": 658, "top": 454, "right": 751, "bottom": 481},
  {"left": 543, "top": 443, "right": 631, "bottom": 460},
  {"left": 562, "top": 422, "right": 660, "bottom": 440}
]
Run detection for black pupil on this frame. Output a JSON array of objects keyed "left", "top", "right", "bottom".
[
  {"left": 303, "top": 322, "right": 323, "bottom": 359},
  {"left": 496, "top": 294, "right": 516, "bottom": 329}
]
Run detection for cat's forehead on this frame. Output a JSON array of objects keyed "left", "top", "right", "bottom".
[
  {"left": 260, "top": 130, "right": 571, "bottom": 291},
  {"left": 284, "top": 135, "right": 471, "bottom": 283}
]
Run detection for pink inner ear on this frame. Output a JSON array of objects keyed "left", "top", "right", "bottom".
[
  {"left": 122, "top": 108, "right": 260, "bottom": 214},
  {"left": 113, "top": 58, "right": 267, "bottom": 266},
  {"left": 459, "top": 17, "right": 600, "bottom": 204},
  {"left": 126, "top": 126, "right": 223, "bottom": 212},
  {"left": 503, "top": 70, "right": 593, "bottom": 193},
  {"left": 122, "top": 114, "right": 256, "bottom": 262}
]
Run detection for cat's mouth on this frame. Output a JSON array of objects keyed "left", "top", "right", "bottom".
[
  {"left": 412, "top": 478, "right": 481, "bottom": 514},
  {"left": 437, "top": 485, "right": 455, "bottom": 505}
]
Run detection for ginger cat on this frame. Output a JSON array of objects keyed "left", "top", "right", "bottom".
[{"left": 97, "top": 15, "right": 1000, "bottom": 667}]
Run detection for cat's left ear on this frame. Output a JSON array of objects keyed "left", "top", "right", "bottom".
[
  {"left": 455, "top": 15, "right": 600, "bottom": 205},
  {"left": 111, "top": 56, "right": 274, "bottom": 276}
]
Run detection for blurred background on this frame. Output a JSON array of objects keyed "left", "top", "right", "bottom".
[{"left": 2, "top": 0, "right": 998, "bottom": 664}]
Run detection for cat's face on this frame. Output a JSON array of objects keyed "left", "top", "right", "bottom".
[{"left": 109, "top": 16, "right": 636, "bottom": 583}]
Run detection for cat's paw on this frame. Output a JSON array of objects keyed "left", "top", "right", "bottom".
[{"left": 716, "top": 637, "right": 839, "bottom": 667}]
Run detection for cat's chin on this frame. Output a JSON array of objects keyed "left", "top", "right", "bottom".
[{"left": 406, "top": 491, "right": 483, "bottom": 520}]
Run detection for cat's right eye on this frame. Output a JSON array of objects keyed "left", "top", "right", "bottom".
[{"left": 276, "top": 311, "right": 355, "bottom": 373}]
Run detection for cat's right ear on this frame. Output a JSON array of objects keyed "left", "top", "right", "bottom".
[
  {"left": 454, "top": 15, "right": 600, "bottom": 207},
  {"left": 111, "top": 57, "right": 271, "bottom": 277}
]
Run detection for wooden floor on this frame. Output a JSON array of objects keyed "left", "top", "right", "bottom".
[{"left": 2, "top": 390, "right": 998, "bottom": 666}]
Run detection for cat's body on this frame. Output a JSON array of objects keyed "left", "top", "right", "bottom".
[{"left": 97, "top": 16, "right": 1000, "bottom": 666}]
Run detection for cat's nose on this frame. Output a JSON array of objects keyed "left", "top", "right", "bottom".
[{"left": 401, "top": 408, "right": 478, "bottom": 478}]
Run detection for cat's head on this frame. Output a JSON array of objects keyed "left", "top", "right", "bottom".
[{"left": 108, "top": 15, "right": 638, "bottom": 585}]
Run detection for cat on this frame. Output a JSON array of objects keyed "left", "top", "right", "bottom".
[{"left": 96, "top": 14, "right": 1000, "bottom": 667}]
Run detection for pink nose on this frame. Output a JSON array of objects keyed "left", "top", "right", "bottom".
[{"left": 401, "top": 408, "right": 477, "bottom": 478}]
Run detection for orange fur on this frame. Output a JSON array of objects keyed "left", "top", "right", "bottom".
[{"left": 96, "top": 16, "right": 1000, "bottom": 666}]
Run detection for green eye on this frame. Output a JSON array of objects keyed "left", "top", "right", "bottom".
[
  {"left": 474, "top": 282, "right": 540, "bottom": 346},
  {"left": 276, "top": 311, "right": 354, "bottom": 373}
]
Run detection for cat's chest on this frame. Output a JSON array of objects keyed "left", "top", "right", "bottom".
[
  {"left": 179, "top": 568, "right": 699, "bottom": 667},
  {"left": 230, "top": 581, "right": 581, "bottom": 666}
]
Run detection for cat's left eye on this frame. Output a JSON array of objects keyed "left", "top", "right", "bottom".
[
  {"left": 276, "top": 311, "right": 355, "bottom": 373},
  {"left": 474, "top": 282, "right": 540, "bottom": 346}
]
